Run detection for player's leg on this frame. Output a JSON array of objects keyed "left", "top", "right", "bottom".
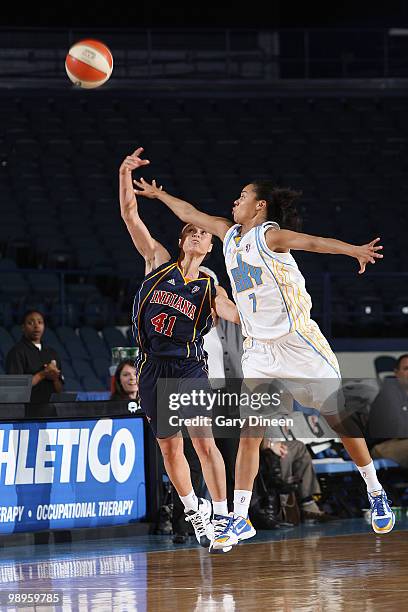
[
  {"left": 212, "top": 340, "right": 269, "bottom": 550},
  {"left": 156, "top": 433, "right": 213, "bottom": 546},
  {"left": 331, "top": 431, "right": 395, "bottom": 534},
  {"left": 292, "top": 323, "right": 395, "bottom": 534},
  {"left": 187, "top": 426, "right": 231, "bottom": 552},
  {"left": 188, "top": 425, "right": 228, "bottom": 510},
  {"left": 157, "top": 433, "right": 192, "bottom": 496},
  {"left": 234, "top": 424, "right": 265, "bottom": 514},
  {"left": 138, "top": 359, "right": 212, "bottom": 546},
  {"left": 175, "top": 365, "right": 231, "bottom": 548}
]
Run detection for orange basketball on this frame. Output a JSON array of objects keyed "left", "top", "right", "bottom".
[{"left": 65, "top": 39, "right": 113, "bottom": 89}]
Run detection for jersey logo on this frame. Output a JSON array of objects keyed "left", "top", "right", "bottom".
[
  {"left": 245, "top": 244, "right": 251, "bottom": 252},
  {"left": 167, "top": 278, "right": 176, "bottom": 285},
  {"left": 231, "top": 254, "right": 263, "bottom": 293},
  {"left": 150, "top": 289, "right": 196, "bottom": 320},
  {"left": 191, "top": 286, "right": 200, "bottom": 294}
]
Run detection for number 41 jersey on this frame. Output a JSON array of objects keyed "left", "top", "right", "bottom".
[{"left": 132, "top": 261, "right": 216, "bottom": 360}]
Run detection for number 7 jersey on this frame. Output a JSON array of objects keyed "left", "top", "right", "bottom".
[
  {"left": 224, "top": 222, "right": 313, "bottom": 340},
  {"left": 132, "top": 261, "right": 216, "bottom": 360}
]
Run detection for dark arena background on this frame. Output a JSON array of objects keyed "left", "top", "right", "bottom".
[{"left": 0, "top": 2, "right": 408, "bottom": 611}]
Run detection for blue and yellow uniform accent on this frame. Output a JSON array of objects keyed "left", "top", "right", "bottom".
[
  {"left": 132, "top": 261, "right": 216, "bottom": 437},
  {"left": 133, "top": 260, "right": 215, "bottom": 362}
]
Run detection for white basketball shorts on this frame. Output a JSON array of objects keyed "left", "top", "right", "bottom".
[{"left": 241, "top": 322, "right": 342, "bottom": 416}]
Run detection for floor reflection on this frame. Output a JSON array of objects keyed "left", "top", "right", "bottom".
[{"left": 0, "top": 518, "right": 406, "bottom": 611}]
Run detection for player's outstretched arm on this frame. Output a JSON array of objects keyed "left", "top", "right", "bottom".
[
  {"left": 133, "top": 178, "right": 233, "bottom": 241},
  {"left": 213, "top": 286, "right": 240, "bottom": 324},
  {"left": 119, "top": 148, "right": 171, "bottom": 274},
  {"left": 265, "top": 228, "right": 383, "bottom": 275}
]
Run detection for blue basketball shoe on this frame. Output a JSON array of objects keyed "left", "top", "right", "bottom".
[
  {"left": 210, "top": 513, "right": 256, "bottom": 552},
  {"left": 368, "top": 489, "right": 395, "bottom": 534}
]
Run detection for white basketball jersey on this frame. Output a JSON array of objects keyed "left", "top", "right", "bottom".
[{"left": 223, "top": 222, "right": 313, "bottom": 340}]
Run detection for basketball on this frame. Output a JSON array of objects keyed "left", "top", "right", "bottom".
[{"left": 65, "top": 39, "right": 113, "bottom": 89}]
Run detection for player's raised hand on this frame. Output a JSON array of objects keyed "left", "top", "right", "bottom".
[
  {"left": 119, "top": 147, "right": 150, "bottom": 174},
  {"left": 133, "top": 177, "right": 163, "bottom": 199},
  {"left": 354, "top": 237, "right": 383, "bottom": 274}
]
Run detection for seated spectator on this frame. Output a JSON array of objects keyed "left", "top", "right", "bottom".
[
  {"left": 5, "top": 310, "right": 63, "bottom": 404},
  {"left": 369, "top": 353, "right": 408, "bottom": 467},
  {"left": 110, "top": 359, "right": 139, "bottom": 401},
  {"left": 261, "top": 437, "right": 333, "bottom": 522}
]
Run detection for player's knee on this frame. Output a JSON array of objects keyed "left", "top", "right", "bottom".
[
  {"left": 239, "top": 435, "right": 263, "bottom": 451},
  {"left": 192, "top": 438, "right": 217, "bottom": 460},
  {"left": 160, "top": 440, "right": 183, "bottom": 463}
]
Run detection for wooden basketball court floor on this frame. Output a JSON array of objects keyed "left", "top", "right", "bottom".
[{"left": 0, "top": 517, "right": 407, "bottom": 611}]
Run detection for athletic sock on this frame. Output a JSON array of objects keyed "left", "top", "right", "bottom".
[
  {"left": 356, "top": 461, "right": 382, "bottom": 493},
  {"left": 212, "top": 499, "right": 229, "bottom": 516},
  {"left": 233, "top": 489, "right": 252, "bottom": 518},
  {"left": 301, "top": 500, "right": 322, "bottom": 514},
  {"left": 180, "top": 490, "right": 199, "bottom": 512}
]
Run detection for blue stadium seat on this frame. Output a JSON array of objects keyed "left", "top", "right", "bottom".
[
  {"left": 374, "top": 356, "right": 397, "bottom": 383},
  {"left": 55, "top": 326, "right": 90, "bottom": 361},
  {"left": 0, "top": 92, "right": 406, "bottom": 338},
  {"left": 63, "top": 377, "right": 83, "bottom": 392},
  {"left": 79, "top": 327, "right": 110, "bottom": 360},
  {"left": 42, "top": 328, "right": 69, "bottom": 360},
  {"left": 83, "top": 298, "right": 113, "bottom": 329},
  {"left": 0, "top": 273, "right": 29, "bottom": 299},
  {"left": 0, "top": 301, "right": 13, "bottom": 328},
  {"left": 71, "top": 358, "right": 97, "bottom": 381},
  {"left": 93, "top": 357, "right": 110, "bottom": 381},
  {"left": 81, "top": 375, "right": 107, "bottom": 392},
  {"left": 0, "top": 258, "right": 18, "bottom": 270},
  {"left": 26, "top": 272, "right": 60, "bottom": 299},
  {"left": 49, "top": 301, "right": 81, "bottom": 329},
  {"left": 102, "top": 326, "right": 128, "bottom": 349},
  {"left": 60, "top": 359, "right": 76, "bottom": 380},
  {"left": 0, "top": 328, "right": 15, "bottom": 360},
  {"left": 10, "top": 324, "right": 23, "bottom": 342}
]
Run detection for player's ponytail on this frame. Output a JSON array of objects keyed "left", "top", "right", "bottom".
[{"left": 252, "top": 180, "right": 303, "bottom": 231}]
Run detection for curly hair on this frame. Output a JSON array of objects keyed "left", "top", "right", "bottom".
[{"left": 251, "top": 180, "right": 303, "bottom": 231}]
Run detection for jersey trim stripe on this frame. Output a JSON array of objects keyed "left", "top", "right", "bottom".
[
  {"left": 136, "top": 262, "right": 178, "bottom": 348},
  {"left": 136, "top": 351, "right": 148, "bottom": 382},
  {"left": 192, "top": 279, "right": 210, "bottom": 341},
  {"left": 223, "top": 224, "right": 240, "bottom": 257},
  {"left": 302, "top": 326, "right": 339, "bottom": 372},
  {"left": 257, "top": 226, "right": 311, "bottom": 332},
  {"left": 259, "top": 223, "right": 296, "bottom": 267},
  {"left": 176, "top": 263, "right": 212, "bottom": 285},
  {"left": 296, "top": 331, "right": 340, "bottom": 377},
  {"left": 255, "top": 226, "right": 292, "bottom": 331}
]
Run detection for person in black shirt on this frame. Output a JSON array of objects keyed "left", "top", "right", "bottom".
[{"left": 5, "top": 310, "right": 63, "bottom": 404}]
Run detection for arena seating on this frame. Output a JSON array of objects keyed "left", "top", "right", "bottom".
[
  {"left": 0, "top": 325, "right": 127, "bottom": 391},
  {"left": 0, "top": 93, "right": 407, "bottom": 339}
]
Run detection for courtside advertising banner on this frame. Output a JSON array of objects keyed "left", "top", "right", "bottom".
[{"left": 0, "top": 417, "right": 146, "bottom": 533}]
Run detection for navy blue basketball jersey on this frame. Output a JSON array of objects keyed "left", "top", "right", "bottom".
[{"left": 132, "top": 261, "right": 216, "bottom": 360}]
